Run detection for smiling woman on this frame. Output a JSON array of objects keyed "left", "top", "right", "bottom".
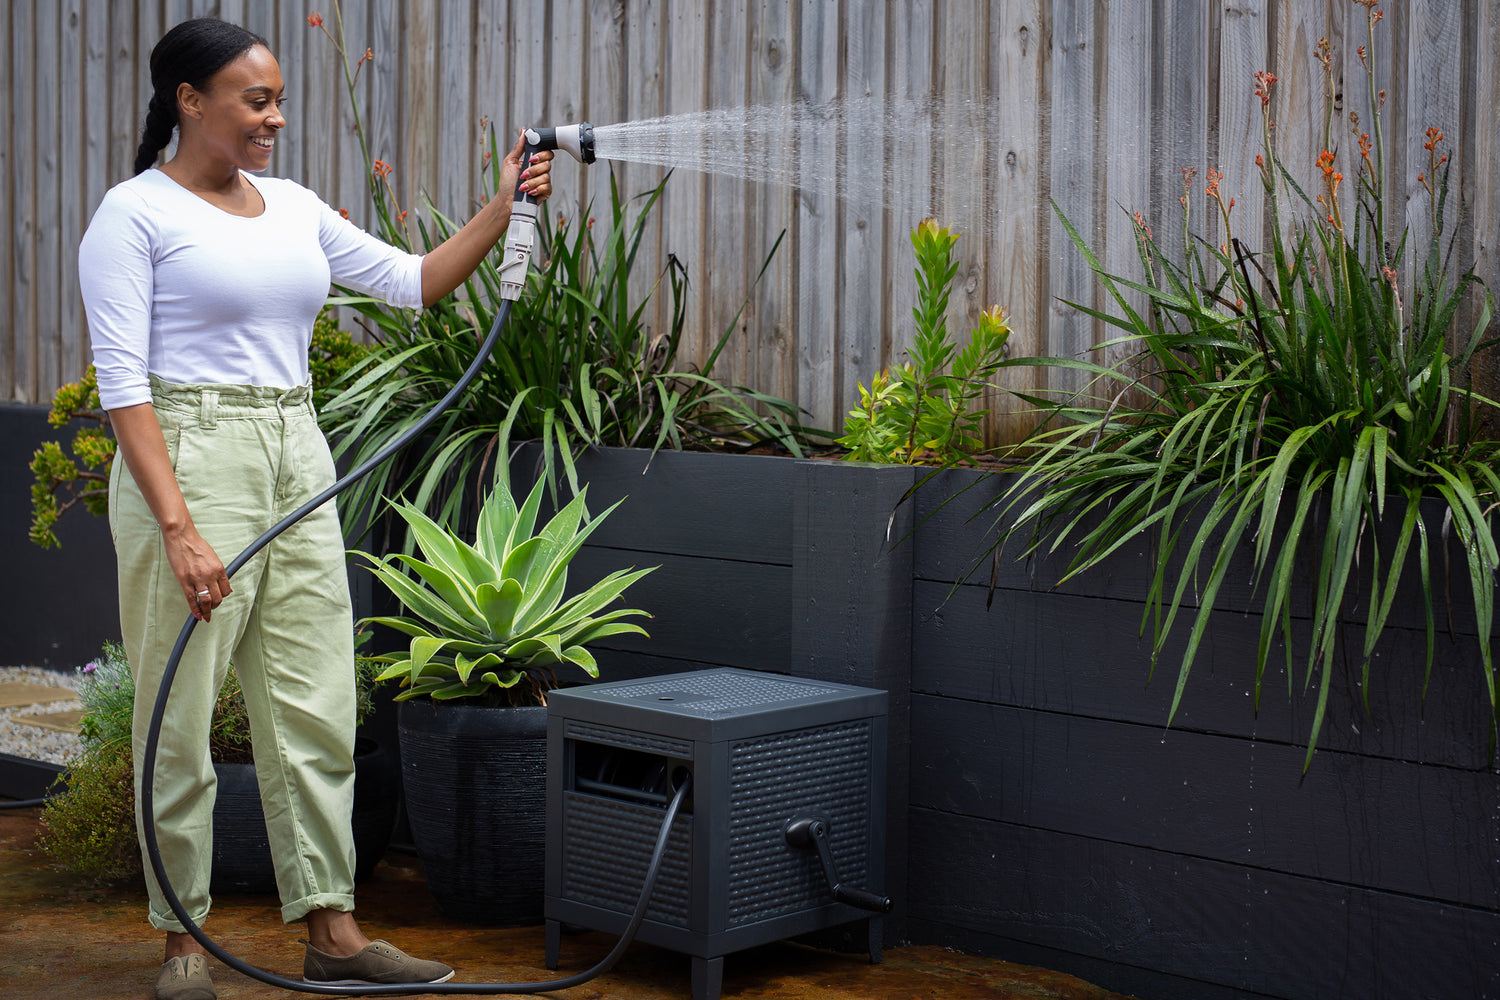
[{"left": 75, "top": 14, "right": 554, "bottom": 1000}]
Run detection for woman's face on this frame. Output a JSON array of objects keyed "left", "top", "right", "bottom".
[{"left": 180, "top": 44, "right": 286, "bottom": 172}]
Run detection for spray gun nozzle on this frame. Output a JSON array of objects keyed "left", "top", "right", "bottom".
[{"left": 523, "top": 122, "right": 596, "bottom": 164}]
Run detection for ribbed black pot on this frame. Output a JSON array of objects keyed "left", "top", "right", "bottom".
[
  {"left": 396, "top": 700, "right": 547, "bottom": 925},
  {"left": 208, "top": 737, "right": 398, "bottom": 894}
]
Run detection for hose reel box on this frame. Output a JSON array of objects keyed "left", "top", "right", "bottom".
[{"left": 545, "top": 668, "right": 890, "bottom": 1000}]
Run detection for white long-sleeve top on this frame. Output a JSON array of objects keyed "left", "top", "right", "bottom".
[{"left": 79, "top": 168, "right": 424, "bottom": 410}]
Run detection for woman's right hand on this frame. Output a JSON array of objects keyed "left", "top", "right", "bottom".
[
  {"left": 162, "top": 524, "right": 231, "bottom": 622},
  {"left": 108, "top": 403, "right": 233, "bottom": 622}
]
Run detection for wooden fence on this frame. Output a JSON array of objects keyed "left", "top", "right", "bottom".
[{"left": 5, "top": 0, "right": 1497, "bottom": 442}]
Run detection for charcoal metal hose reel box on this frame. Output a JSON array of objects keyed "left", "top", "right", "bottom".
[{"left": 545, "top": 668, "right": 891, "bottom": 1000}]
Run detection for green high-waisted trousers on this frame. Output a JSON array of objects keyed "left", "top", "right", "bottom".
[{"left": 112, "top": 377, "right": 357, "bottom": 932}]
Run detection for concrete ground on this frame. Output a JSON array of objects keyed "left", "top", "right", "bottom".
[{"left": 0, "top": 803, "right": 1135, "bottom": 1000}]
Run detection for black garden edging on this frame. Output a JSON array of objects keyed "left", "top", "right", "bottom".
[{"left": 0, "top": 751, "right": 65, "bottom": 801}]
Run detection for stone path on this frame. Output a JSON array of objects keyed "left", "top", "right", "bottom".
[{"left": 0, "top": 667, "right": 84, "bottom": 766}]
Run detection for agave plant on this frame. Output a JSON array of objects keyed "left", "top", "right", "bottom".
[{"left": 359, "top": 477, "right": 654, "bottom": 706}]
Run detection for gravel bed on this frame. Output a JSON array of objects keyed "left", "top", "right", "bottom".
[{"left": 0, "top": 666, "right": 84, "bottom": 766}]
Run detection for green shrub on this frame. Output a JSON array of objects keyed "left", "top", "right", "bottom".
[
  {"left": 36, "top": 741, "right": 139, "bottom": 884},
  {"left": 38, "top": 640, "right": 383, "bottom": 878},
  {"left": 308, "top": 305, "right": 371, "bottom": 412},
  {"left": 29, "top": 366, "right": 113, "bottom": 549},
  {"left": 73, "top": 641, "right": 133, "bottom": 752},
  {"left": 38, "top": 642, "right": 140, "bottom": 883},
  {"left": 838, "top": 219, "right": 1009, "bottom": 465}
]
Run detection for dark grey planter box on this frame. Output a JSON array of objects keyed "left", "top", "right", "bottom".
[
  {"left": 907, "top": 469, "right": 1500, "bottom": 1000},
  {"left": 519, "top": 447, "right": 1499, "bottom": 1000}
]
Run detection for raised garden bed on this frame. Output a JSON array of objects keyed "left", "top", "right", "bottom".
[
  {"left": 9, "top": 414, "right": 1496, "bottom": 999},
  {"left": 515, "top": 446, "right": 1500, "bottom": 1000}
]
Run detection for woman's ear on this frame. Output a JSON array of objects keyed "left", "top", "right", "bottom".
[{"left": 176, "top": 81, "right": 203, "bottom": 121}]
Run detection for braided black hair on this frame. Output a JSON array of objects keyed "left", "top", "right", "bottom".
[{"left": 133, "top": 17, "right": 269, "bottom": 175}]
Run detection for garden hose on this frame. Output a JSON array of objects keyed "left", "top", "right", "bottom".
[{"left": 137, "top": 289, "right": 694, "bottom": 995}]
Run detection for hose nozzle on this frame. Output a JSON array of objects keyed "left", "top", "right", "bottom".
[
  {"left": 525, "top": 122, "right": 597, "bottom": 165},
  {"left": 499, "top": 121, "right": 597, "bottom": 301}
]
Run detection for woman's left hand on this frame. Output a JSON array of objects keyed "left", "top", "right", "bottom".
[
  {"left": 502, "top": 131, "right": 554, "bottom": 201},
  {"left": 418, "top": 130, "right": 556, "bottom": 306}
]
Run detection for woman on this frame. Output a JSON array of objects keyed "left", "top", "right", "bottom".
[{"left": 77, "top": 17, "right": 552, "bottom": 1000}]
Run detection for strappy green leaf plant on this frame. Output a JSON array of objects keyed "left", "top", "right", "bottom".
[
  {"left": 986, "top": 7, "right": 1498, "bottom": 768},
  {"left": 308, "top": 8, "right": 815, "bottom": 538},
  {"left": 359, "top": 477, "right": 654, "bottom": 707}
]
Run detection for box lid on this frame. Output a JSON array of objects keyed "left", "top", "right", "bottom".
[{"left": 549, "top": 667, "right": 888, "bottom": 742}]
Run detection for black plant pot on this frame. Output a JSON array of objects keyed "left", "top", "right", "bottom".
[
  {"left": 209, "top": 737, "right": 398, "bottom": 894},
  {"left": 396, "top": 699, "right": 547, "bottom": 925}
]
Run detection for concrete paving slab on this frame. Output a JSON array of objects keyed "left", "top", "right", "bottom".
[
  {"left": 0, "top": 682, "right": 76, "bottom": 709},
  {"left": 14, "top": 709, "right": 85, "bottom": 733}
]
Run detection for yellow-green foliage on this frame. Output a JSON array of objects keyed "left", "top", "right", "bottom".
[
  {"left": 839, "top": 219, "right": 1011, "bottom": 465},
  {"left": 29, "top": 366, "right": 113, "bottom": 548},
  {"left": 37, "top": 742, "right": 140, "bottom": 884}
]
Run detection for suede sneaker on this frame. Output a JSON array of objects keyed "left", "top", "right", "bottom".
[
  {"left": 304, "top": 939, "right": 455, "bottom": 985},
  {"left": 155, "top": 954, "right": 216, "bottom": 1000}
]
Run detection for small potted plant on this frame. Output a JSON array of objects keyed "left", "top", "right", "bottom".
[
  {"left": 38, "top": 639, "right": 393, "bottom": 891},
  {"left": 359, "top": 475, "right": 653, "bottom": 925}
]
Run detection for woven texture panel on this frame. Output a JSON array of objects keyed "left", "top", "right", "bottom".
[
  {"left": 400, "top": 715, "right": 546, "bottom": 924},
  {"left": 727, "top": 720, "right": 872, "bottom": 925},
  {"left": 564, "top": 719, "right": 693, "bottom": 759},
  {"left": 561, "top": 791, "right": 693, "bottom": 926},
  {"left": 588, "top": 673, "right": 840, "bottom": 716}
]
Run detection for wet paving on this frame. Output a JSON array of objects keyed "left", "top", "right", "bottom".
[{"left": 0, "top": 804, "right": 1136, "bottom": 1000}]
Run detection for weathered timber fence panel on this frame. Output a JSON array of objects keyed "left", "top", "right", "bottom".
[{"left": 7, "top": 0, "right": 1497, "bottom": 440}]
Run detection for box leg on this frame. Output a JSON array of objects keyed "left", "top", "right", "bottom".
[
  {"left": 867, "top": 916, "right": 884, "bottom": 964},
  {"left": 691, "top": 955, "right": 724, "bottom": 1000},
  {"left": 545, "top": 919, "right": 561, "bottom": 970}
]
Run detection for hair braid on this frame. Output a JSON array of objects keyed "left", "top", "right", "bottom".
[{"left": 133, "top": 93, "right": 178, "bottom": 175}]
